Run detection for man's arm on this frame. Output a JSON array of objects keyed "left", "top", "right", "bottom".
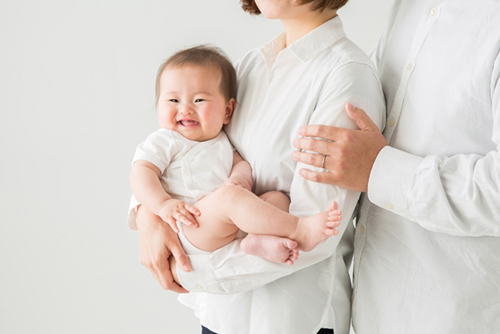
[
  {"left": 292, "top": 103, "right": 387, "bottom": 192},
  {"left": 293, "top": 100, "right": 500, "bottom": 236}
]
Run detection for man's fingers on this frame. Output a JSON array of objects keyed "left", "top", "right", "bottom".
[
  {"left": 292, "top": 150, "right": 329, "bottom": 169},
  {"left": 296, "top": 104, "right": 380, "bottom": 143},
  {"left": 297, "top": 124, "right": 346, "bottom": 141},
  {"left": 292, "top": 137, "right": 332, "bottom": 155},
  {"left": 298, "top": 168, "right": 335, "bottom": 184},
  {"left": 345, "top": 103, "right": 380, "bottom": 132}
]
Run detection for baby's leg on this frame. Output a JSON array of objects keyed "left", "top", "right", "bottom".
[
  {"left": 292, "top": 201, "right": 342, "bottom": 251},
  {"left": 182, "top": 188, "right": 292, "bottom": 253},
  {"left": 253, "top": 191, "right": 343, "bottom": 252},
  {"left": 183, "top": 186, "right": 296, "bottom": 252},
  {"left": 241, "top": 191, "right": 299, "bottom": 264},
  {"left": 259, "top": 190, "right": 290, "bottom": 212},
  {"left": 240, "top": 234, "right": 299, "bottom": 265},
  {"left": 183, "top": 185, "right": 341, "bottom": 254}
]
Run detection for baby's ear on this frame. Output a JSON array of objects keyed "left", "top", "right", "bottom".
[{"left": 224, "top": 98, "right": 236, "bottom": 124}]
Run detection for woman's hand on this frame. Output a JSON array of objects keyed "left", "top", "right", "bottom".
[
  {"left": 136, "top": 204, "right": 191, "bottom": 293},
  {"left": 292, "top": 103, "right": 387, "bottom": 192},
  {"left": 169, "top": 256, "right": 180, "bottom": 285}
]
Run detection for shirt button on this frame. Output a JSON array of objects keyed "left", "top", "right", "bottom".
[
  {"left": 407, "top": 63, "right": 413, "bottom": 70},
  {"left": 430, "top": 7, "right": 438, "bottom": 16},
  {"left": 386, "top": 203, "right": 394, "bottom": 210},
  {"left": 359, "top": 225, "right": 365, "bottom": 234},
  {"left": 195, "top": 284, "right": 205, "bottom": 291},
  {"left": 388, "top": 119, "right": 395, "bottom": 127}
]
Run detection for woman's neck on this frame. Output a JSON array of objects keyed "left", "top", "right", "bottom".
[{"left": 281, "top": 10, "right": 337, "bottom": 47}]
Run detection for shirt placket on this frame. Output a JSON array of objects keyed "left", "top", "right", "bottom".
[
  {"left": 251, "top": 50, "right": 288, "bottom": 123},
  {"left": 384, "top": 0, "right": 448, "bottom": 144}
]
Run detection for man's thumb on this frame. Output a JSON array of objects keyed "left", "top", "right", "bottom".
[{"left": 345, "top": 103, "right": 379, "bottom": 132}]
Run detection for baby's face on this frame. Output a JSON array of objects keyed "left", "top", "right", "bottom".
[{"left": 157, "top": 65, "right": 233, "bottom": 142}]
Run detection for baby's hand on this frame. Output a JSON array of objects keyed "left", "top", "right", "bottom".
[
  {"left": 223, "top": 177, "right": 252, "bottom": 192},
  {"left": 158, "top": 199, "right": 200, "bottom": 233}
]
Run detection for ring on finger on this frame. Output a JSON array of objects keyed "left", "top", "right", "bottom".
[{"left": 321, "top": 154, "right": 327, "bottom": 169}]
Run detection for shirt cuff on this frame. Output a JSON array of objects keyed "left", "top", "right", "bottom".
[
  {"left": 367, "top": 146, "right": 423, "bottom": 219},
  {"left": 177, "top": 253, "right": 226, "bottom": 294}
]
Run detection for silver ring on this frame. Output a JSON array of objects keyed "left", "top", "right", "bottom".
[{"left": 321, "top": 155, "right": 326, "bottom": 169}]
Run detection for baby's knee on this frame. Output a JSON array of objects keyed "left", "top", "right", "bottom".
[
  {"left": 260, "top": 191, "right": 289, "bottom": 203},
  {"left": 259, "top": 191, "right": 290, "bottom": 212},
  {"left": 213, "top": 184, "right": 245, "bottom": 201}
]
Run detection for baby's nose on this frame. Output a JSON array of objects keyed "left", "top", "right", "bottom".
[{"left": 179, "top": 103, "right": 194, "bottom": 114}]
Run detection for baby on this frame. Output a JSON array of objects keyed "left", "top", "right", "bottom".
[{"left": 129, "top": 45, "right": 342, "bottom": 266}]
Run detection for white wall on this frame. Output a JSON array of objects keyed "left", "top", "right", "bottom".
[{"left": 0, "top": 1, "right": 393, "bottom": 333}]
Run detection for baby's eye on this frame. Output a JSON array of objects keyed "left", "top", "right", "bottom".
[
  {"left": 169, "top": 99, "right": 179, "bottom": 103},
  {"left": 194, "top": 99, "right": 205, "bottom": 103}
]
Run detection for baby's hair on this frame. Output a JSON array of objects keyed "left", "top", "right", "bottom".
[
  {"left": 155, "top": 45, "right": 237, "bottom": 103},
  {"left": 241, "top": 0, "right": 348, "bottom": 14}
]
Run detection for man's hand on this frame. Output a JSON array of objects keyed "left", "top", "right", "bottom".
[
  {"left": 292, "top": 103, "right": 387, "bottom": 192},
  {"left": 136, "top": 205, "right": 191, "bottom": 293}
]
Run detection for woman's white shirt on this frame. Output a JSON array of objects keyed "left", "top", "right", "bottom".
[{"left": 176, "top": 17, "right": 385, "bottom": 334}]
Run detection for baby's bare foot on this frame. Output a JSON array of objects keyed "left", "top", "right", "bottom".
[
  {"left": 292, "top": 201, "right": 342, "bottom": 252},
  {"left": 241, "top": 234, "right": 300, "bottom": 265}
]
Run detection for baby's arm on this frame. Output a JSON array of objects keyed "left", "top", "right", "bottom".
[
  {"left": 130, "top": 160, "right": 200, "bottom": 232},
  {"left": 223, "top": 151, "right": 253, "bottom": 191}
]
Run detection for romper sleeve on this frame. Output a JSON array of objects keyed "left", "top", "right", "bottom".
[
  {"left": 177, "top": 62, "right": 386, "bottom": 293},
  {"left": 127, "top": 129, "right": 176, "bottom": 230}
]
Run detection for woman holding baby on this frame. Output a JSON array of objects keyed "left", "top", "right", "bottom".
[{"left": 133, "top": 1, "right": 385, "bottom": 333}]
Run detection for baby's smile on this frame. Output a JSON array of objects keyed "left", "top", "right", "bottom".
[{"left": 178, "top": 119, "right": 200, "bottom": 127}]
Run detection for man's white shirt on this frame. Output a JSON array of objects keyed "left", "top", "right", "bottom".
[{"left": 353, "top": 1, "right": 500, "bottom": 333}]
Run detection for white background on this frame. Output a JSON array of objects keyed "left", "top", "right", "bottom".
[{"left": 0, "top": 1, "right": 393, "bottom": 333}]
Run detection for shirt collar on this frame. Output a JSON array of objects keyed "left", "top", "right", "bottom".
[{"left": 260, "top": 16, "right": 346, "bottom": 69}]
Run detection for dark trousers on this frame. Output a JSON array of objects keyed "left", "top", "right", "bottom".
[{"left": 202, "top": 326, "right": 333, "bottom": 334}]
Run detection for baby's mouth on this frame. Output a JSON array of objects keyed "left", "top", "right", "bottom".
[{"left": 178, "top": 120, "right": 199, "bottom": 127}]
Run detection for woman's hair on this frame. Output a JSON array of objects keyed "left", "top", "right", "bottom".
[
  {"left": 155, "top": 45, "right": 237, "bottom": 103},
  {"left": 241, "top": 0, "right": 348, "bottom": 14}
]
